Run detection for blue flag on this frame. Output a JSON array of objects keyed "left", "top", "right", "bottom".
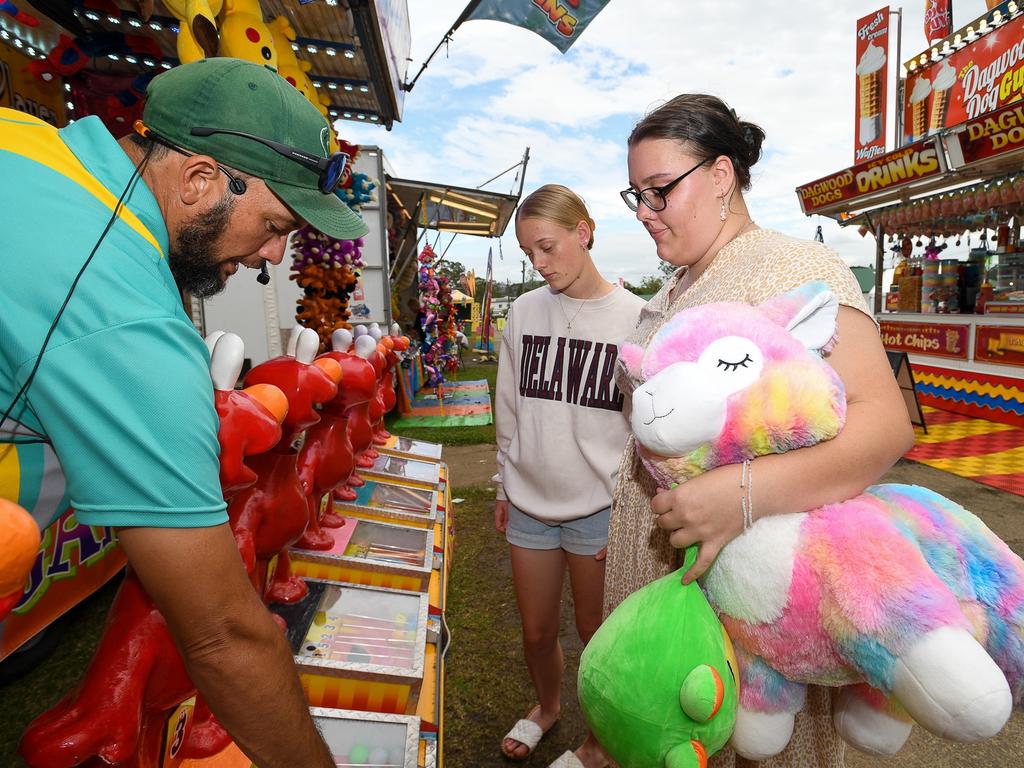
[{"left": 465, "top": 0, "right": 612, "bottom": 53}]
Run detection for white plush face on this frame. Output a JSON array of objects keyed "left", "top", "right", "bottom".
[{"left": 631, "top": 335, "right": 764, "bottom": 456}]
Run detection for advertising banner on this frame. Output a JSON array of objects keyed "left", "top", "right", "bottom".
[
  {"left": 797, "top": 137, "right": 944, "bottom": 214},
  {"left": 465, "top": 0, "right": 613, "bottom": 53},
  {"left": 855, "top": 7, "right": 890, "bottom": 162},
  {"left": 945, "top": 100, "right": 1024, "bottom": 167},
  {"left": 924, "top": 0, "right": 953, "bottom": 44},
  {"left": 903, "top": 9, "right": 1024, "bottom": 144},
  {"left": 975, "top": 324, "right": 1024, "bottom": 366},
  {"left": 0, "top": 38, "right": 65, "bottom": 126},
  {"left": 879, "top": 320, "right": 970, "bottom": 359}
]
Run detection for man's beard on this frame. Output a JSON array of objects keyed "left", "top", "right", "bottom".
[{"left": 168, "top": 195, "right": 235, "bottom": 298}]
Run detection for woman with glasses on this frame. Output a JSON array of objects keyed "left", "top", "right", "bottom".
[
  {"left": 495, "top": 185, "right": 644, "bottom": 767},
  {"left": 605, "top": 95, "right": 914, "bottom": 768}
]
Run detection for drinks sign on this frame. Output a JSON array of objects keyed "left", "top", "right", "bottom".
[
  {"left": 796, "top": 138, "right": 944, "bottom": 214},
  {"left": 903, "top": 10, "right": 1024, "bottom": 144},
  {"left": 855, "top": 7, "right": 890, "bottom": 163}
]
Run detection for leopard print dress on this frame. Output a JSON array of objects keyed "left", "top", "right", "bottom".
[{"left": 605, "top": 228, "right": 872, "bottom": 768}]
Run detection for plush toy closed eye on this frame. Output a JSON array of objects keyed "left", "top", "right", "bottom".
[{"left": 612, "top": 282, "right": 1023, "bottom": 761}]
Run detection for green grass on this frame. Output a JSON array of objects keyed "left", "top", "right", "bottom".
[
  {"left": 386, "top": 360, "right": 498, "bottom": 446},
  {"left": 444, "top": 485, "right": 589, "bottom": 767},
  {"left": 0, "top": 578, "right": 119, "bottom": 765}
]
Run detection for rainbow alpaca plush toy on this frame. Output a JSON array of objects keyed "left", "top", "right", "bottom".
[{"left": 617, "top": 282, "right": 1024, "bottom": 760}]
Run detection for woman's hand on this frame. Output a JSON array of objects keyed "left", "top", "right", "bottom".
[
  {"left": 494, "top": 499, "right": 510, "bottom": 533},
  {"left": 650, "top": 464, "right": 745, "bottom": 584}
]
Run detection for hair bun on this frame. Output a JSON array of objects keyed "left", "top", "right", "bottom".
[{"left": 740, "top": 121, "right": 765, "bottom": 168}]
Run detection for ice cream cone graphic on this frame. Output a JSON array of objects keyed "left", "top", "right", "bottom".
[
  {"left": 929, "top": 59, "right": 956, "bottom": 134},
  {"left": 909, "top": 76, "right": 931, "bottom": 141},
  {"left": 856, "top": 42, "right": 886, "bottom": 146}
]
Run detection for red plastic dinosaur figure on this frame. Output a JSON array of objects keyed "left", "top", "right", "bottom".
[
  {"left": 228, "top": 327, "right": 339, "bottom": 604},
  {"left": 374, "top": 326, "right": 410, "bottom": 444},
  {"left": 331, "top": 333, "right": 380, "bottom": 501},
  {"left": 19, "top": 332, "right": 288, "bottom": 768}
]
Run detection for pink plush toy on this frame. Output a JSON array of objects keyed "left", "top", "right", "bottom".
[{"left": 619, "top": 282, "right": 1024, "bottom": 760}]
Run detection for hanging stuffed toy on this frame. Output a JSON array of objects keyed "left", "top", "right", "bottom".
[
  {"left": 291, "top": 225, "right": 364, "bottom": 350},
  {"left": 163, "top": 1, "right": 223, "bottom": 63},
  {"left": 615, "top": 282, "right": 1023, "bottom": 760},
  {"left": 269, "top": 15, "right": 331, "bottom": 119},
  {"left": 217, "top": 0, "right": 277, "bottom": 67}
]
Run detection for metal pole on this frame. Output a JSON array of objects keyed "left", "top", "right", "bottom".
[
  {"left": 401, "top": 0, "right": 483, "bottom": 93},
  {"left": 892, "top": 7, "right": 903, "bottom": 148},
  {"left": 874, "top": 218, "right": 885, "bottom": 314}
]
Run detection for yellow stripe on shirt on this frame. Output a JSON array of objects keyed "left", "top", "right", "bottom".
[{"left": 0, "top": 110, "right": 164, "bottom": 258}]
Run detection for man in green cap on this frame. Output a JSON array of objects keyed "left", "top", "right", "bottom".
[{"left": 0, "top": 58, "right": 367, "bottom": 767}]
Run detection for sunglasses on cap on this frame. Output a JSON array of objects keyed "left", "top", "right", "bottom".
[{"left": 190, "top": 127, "right": 349, "bottom": 195}]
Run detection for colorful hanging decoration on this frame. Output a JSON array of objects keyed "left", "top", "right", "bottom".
[
  {"left": 417, "top": 244, "right": 461, "bottom": 387},
  {"left": 291, "top": 227, "right": 364, "bottom": 351},
  {"left": 290, "top": 140, "right": 376, "bottom": 351}
]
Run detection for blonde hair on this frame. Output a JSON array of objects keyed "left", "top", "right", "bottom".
[{"left": 516, "top": 184, "right": 597, "bottom": 249}]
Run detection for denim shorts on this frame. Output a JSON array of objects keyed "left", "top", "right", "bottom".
[{"left": 505, "top": 503, "right": 610, "bottom": 556}]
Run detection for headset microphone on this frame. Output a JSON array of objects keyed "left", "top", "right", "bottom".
[{"left": 256, "top": 263, "right": 270, "bottom": 285}]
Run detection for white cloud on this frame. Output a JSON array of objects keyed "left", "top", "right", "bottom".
[{"left": 335, "top": 0, "right": 945, "bottom": 284}]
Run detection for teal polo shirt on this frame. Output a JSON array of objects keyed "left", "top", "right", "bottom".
[{"left": 0, "top": 110, "right": 228, "bottom": 530}]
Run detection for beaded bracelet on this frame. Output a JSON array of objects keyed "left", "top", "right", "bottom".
[{"left": 740, "top": 459, "right": 754, "bottom": 530}]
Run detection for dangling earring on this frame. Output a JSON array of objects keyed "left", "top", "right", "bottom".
[{"left": 719, "top": 196, "right": 728, "bottom": 221}]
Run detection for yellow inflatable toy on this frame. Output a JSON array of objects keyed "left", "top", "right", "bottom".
[
  {"left": 269, "top": 16, "right": 327, "bottom": 115},
  {"left": 163, "top": 1, "right": 223, "bottom": 63},
  {"left": 268, "top": 16, "right": 339, "bottom": 152},
  {"left": 218, "top": 0, "right": 278, "bottom": 68}
]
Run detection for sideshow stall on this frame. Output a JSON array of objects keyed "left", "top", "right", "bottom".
[
  {"left": 796, "top": 1, "right": 1024, "bottom": 428},
  {"left": 1, "top": 3, "right": 459, "bottom": 767}
]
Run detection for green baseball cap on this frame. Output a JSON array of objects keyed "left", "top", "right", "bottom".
[{"left": 142, "top": 57, "right": 368, "bottom": 240}]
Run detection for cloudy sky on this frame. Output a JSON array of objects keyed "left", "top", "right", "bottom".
[{"left": 334, "top": 0, "right": 972, "bottom": 286}]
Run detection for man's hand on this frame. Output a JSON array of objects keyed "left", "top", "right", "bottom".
[{"left": 118, "top": 524, "right": 334, "bottom": 768}]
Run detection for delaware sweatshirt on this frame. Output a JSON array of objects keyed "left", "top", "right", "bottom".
[{"left": 494, "top": 284, "right": 645, "bottom": 523}]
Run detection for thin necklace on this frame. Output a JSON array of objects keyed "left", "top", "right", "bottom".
[{"left": 558, "top": 293, "right": 590, "bottom": 335}]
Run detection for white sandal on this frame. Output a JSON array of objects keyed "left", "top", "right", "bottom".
[
  {"left": 501, "top": 705, "right": 554, "bottom": 760},
  {"left": 548, "top": 750, "right": 585, "bottom": 768}
]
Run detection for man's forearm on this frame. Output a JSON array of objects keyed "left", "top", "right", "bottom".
[{"left": 182, "top": 606, "right": 334, "bottom": 768}]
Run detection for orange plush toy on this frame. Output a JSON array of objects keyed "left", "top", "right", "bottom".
[{"left": 0, "top": 499, "right": 40, "bottom": 622}]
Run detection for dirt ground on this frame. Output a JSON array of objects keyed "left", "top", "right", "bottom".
[{"left": 442, "top": 445, "right": 1024, "bottom": 768}]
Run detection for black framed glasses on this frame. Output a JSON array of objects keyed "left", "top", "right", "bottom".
[
  {"left": 190, "top": 127, "right": 350, "bottom": 195},
  {"left": 620, "top": 159, "right": 709, "bottom": 212}
]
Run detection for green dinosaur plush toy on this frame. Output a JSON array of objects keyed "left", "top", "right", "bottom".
[{"left": 578, "top": 547, "right": 738, "bottom": 768}]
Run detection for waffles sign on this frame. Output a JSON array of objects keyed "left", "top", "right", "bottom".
[
  {"left": 854, "top": 7, "right": 890, "bottom": 163},
  {"left": 796, "top": 138, "right": 943, "bottom": 214}
]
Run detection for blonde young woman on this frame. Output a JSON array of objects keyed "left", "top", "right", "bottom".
[
  {"left": 605, "top": 95, "right": 915, "bottom": 768},
  {"left": 494, "top": 185, "right": 644, "bottom": 767}
]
